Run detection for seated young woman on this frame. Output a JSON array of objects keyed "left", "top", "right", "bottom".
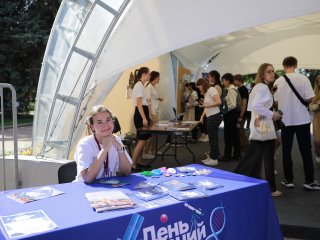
[{"left": 74, "top": 105, "right": 132, "bottom": 183}]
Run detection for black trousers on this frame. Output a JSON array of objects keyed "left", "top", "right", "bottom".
[
  {"left": 281, "top": 123, "right": 314, "bottom": 184},
  {"left": 206, "top": 113, "right": 222, "bottom": 159},
  {"left": 223, "top": 109, "right": 240, "bottom": 158},
  {"left": 235, "top": 139, "right": 276, "bottom": 192}
]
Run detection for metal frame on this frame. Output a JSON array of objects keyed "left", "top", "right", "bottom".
[{"left": 0, "top": 83, "right": 19, "bottom": 190}]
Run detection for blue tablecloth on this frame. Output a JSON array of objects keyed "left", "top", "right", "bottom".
[{"left": 0, "top": 164, "right": 283, "bottom": 240}]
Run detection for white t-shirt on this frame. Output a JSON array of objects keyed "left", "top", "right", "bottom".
[
  {"left": 132, "top": 81, "right": 148, "bottom": 106},
  {"left": 273, "top": 73, "right": 314, "bottom": 126},
  {"left": 74, "top": 135, "right": 132, "bottom": 182},
  {"left": 204, "top": 87, "right": 220, "bottom": 117},
  {"left": 248, "top": 83, "right": 273, "bottom": 119},
  {"left": 146, "top": 83, "right": 159, "bottom": 115}
]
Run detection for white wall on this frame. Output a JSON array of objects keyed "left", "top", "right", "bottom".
[
  {"left": 0, "top": 156, "right": 66, "bottom": 191},
  {"left": 103, "top": 53, "right": 176, "bottom": 134}
]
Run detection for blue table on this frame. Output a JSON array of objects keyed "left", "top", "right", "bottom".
[{"left": 0, "top": 164, "right": 283, "bottom": 240}]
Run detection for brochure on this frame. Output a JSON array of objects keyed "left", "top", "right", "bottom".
[
  {"left": 169, "top": 189, "right": 209, "bottom": 201},
  {"left": 192, "top": 179, "right": 223, "bottom": 190},
  {"left": 159, "top": 180, "right": 195, "bottom": 191},
  {"left": 7, "top": 186, "right": 65, "bottom": 204},
  {"left": 133, "top": 187, "right": 168, "bottom": 201},
  {"left": 85, "top": 190, "right": 136, "bottom": 213},
  {"left": 0, "top": 210, "right": 57, "bottom": 238}
]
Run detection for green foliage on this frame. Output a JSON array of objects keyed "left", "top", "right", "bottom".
[{"left": 0, "top": 0, "right": 61, "bottom": 113}]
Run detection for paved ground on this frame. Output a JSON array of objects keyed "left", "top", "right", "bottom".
[{"left": 1, "top": 125, "right": 33, "bottom": 156}]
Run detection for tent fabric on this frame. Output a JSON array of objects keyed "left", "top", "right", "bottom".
[{"left": 33, "top": 0, "right": 320, "bottom": 159}]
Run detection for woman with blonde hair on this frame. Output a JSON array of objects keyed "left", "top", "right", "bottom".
[
  {"left": 74, "top": 105, "right": 132, "bottom": 183},
  {"left": 234, "top": 63, "right": 282, "bottom": 197},
  {"left": 309, "top": 75, "right": 320, "bottom": 164}
]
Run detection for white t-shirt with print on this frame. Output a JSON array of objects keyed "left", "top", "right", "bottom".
[
  {"left": 273, "top": 73, "right": 314, "bottom": 126},
  {"left": 132, "top": 81, "right": 148, "bottom": 106},
  {"left": 74, "top": 135, "right": 132, "bottom": 182},
  {"left": 204, "top": 87, "right": 220, "bottom": 117}
]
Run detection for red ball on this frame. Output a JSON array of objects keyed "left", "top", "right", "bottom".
[{"left": 160, "top": 214, "right": 168, "bottom": 223}]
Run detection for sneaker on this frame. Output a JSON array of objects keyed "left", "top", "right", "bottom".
[
  {"left": 199, "top": 135, "right": 209, "bottom": 142},
  {"left": 281, "top": 179, "right": 295, "bottom": 188},
  {"left": 303, "top": 180, "right": 320, "bottom": 190},
  {"left": 142, "top": 153, "right": 155, "bottom": 159},
  {"left": 204, "top": 159, "right": 218, "bottom": 166},
  {"left": 201, "top": 157, "right": 218, "bottom": 166},
  {"left": 201, "top": 157, "right": 212, "bottom": 164},
  {"left": 316, "top": 156, "right": 320, "bottom": 164},
  {"left": 271, "top": 190, "right": 282, "bottom": 197}
]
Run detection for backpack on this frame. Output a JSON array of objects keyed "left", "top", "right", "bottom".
[{"left": 220, "top": 88, "right": 241, "bottom": 114}]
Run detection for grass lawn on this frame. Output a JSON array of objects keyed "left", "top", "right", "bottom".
[{"left": 1, "top": 114, "right": 34, "bottom": 127}]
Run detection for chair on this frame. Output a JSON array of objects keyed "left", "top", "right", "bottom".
[
  {"left": 58, "top": 161, "right": 77, "bottom": 184},
  {"left": 113, "top": 116, "right": 136, "bottom": 156}
]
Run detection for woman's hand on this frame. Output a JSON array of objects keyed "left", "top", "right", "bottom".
[
  {"left": 101, "top": 135, "right": 115, "bottom": 152},
  {"left": 143, "top": 118, "right": 148, "bottom": 126},
  {"left": 272, "top": 111, "right": 282, "bottom": 121}
]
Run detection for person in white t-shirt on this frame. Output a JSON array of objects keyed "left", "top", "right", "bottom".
[
  {"left": 74, "top": 105, "right": 132, "bottom": 183},
  {"left": 234, "top": 63, "right": 282, "bottom": 197},
  {"left": 196, "top": 78, "right": 222, "bottom": 166},
  {"left": 143, "top": 71, "right": 163, "bottom": 158},
  {"left": 273, "top": 56, "right": 320, "bottom": 190},
  {"left": 131, "top": 67, "right": 152, "bottom": 171}
]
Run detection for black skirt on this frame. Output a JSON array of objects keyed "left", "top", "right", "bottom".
[{"left": 134, "top": 105, "right": 151, "bottom": 140}]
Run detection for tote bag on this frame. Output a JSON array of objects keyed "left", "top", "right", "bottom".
[{"left": 249, "top": 112, "right": 276, "bottom": 141}]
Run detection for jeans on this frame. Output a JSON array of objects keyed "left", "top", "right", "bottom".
[{"left": 281, "top": 123, "right": 314, "bottom": 184}]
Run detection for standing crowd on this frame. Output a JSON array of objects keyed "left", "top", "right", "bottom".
[{"left": 72, "top": 56, "right": 320, "bottom": 197}]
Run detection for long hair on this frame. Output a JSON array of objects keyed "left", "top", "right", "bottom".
[
  {"left": 313, "top": 75, "right": 320, "bottom": 103},
  {"left": 196, "top": 78, "right": 210, "bottom": 94},
  {"left": 146, "top": 71, "right": 160, "bottom": 86},
  {"left": 209, "top": 70, "right": 222, "bottom": 88},
  {"left": 255, "top": 63, "right": 273, "bottom": 84},
  {"left": 85, "top": 105, "right": 113, "bottom": 135},
  {"left": 133, "top": 67, "right": 149, "bottom": 85}
]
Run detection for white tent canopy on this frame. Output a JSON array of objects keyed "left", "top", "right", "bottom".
[{"left": 33, "top": 0, "right": 320, "bottom": 159}]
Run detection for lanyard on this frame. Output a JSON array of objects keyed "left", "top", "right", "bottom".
[{"left": 94, "top": 135, "right": 109, "bottom": 177}]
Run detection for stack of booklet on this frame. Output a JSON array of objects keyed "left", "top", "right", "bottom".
[
  {"left": 85, "top": 190, "right": 136, "bottom": 213},
  {"left": 7, "top": 186, "right": 64, "bottom": 204}
]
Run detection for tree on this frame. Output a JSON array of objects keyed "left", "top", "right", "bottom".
[{"left": 0, "top": 0, "right": 61, "bottom": 113}]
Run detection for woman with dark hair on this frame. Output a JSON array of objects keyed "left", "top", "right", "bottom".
[
  {"left": 199, "top": 70, "right": 223, "bottom": 142},
  {"left": 74, "top": 105, "right": 132, "bottom": 183},
  {"left": 234, "top": 63, "right": 282, "bottom": 197},
  {"left": 197, "top": 78, "right": 222, "bottom": 166},
  {"left": 221, "top": 73, "right": 241, "bottom": 161},
  {"left": 143, "top": 71, "right": 163, "bottom": 158},
  {"left": 131, "top": 67, "right": 151, "bottom": 171}
]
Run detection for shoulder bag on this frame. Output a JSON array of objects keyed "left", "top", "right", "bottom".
[{"left": 283, "top": 74, "right": 309, "bottom": 108}]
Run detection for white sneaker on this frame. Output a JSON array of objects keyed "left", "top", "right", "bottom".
[
  {"left": 142, "top": 153, "right": 155, "bottom": 159},
  {"left": 199, "top": 135, "right": 209, "bottom": 142},
  {"left": 201, "top": 157, "right": 218, "bottom": 166}
]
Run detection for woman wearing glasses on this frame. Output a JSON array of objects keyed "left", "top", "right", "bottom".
[
  {"left": 74, "top": 105, "right": 132, "bottom": 183},
  {"left": 235, "top": 63, "right": 282, "bottom": 197}
]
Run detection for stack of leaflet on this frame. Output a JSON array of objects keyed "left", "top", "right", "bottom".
[{"left": 85, "top": 190, "right": 136, "bottom": 213}]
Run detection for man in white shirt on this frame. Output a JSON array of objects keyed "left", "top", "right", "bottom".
[{"left": 274, "top": 56, "right": 320, "bottom": 190}]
